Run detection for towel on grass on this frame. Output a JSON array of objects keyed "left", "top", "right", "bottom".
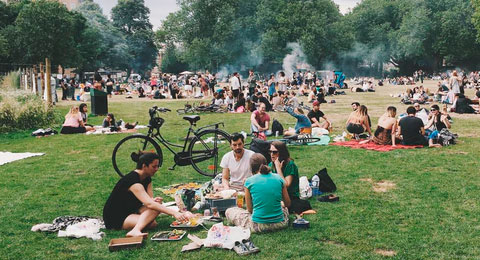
[
  {"left": 330, "top": 140, "right": 423, "bottom": 152},
  {"left": 0, "top": 152, "right": 44, "bottom": 166}
]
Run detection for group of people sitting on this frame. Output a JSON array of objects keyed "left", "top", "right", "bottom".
[
  {"left": 60, "top": 104, "right": 136, "bottom": 134},
  {"left": 346, "top": 101, "right": 453, "bottom": 148},
  {"left": 102, "top": 133, "right": 309, "bottom": 236},
  {"left": 250, "top": 100, "right": 331, "bottom": 140}
]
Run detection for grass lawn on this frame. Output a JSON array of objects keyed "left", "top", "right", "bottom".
[{"left": 0, "top": 81, "right": 479, "bottom": 259}]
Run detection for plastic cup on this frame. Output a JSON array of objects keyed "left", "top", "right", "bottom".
[{"left": 236, "top": 192, "right": 245, "bottom": 208}]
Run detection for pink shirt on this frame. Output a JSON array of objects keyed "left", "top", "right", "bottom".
[
  {"left": 253, "top": 110, "right": 270, "bottom": 128},
  {"left": 63, "top": 113, "right": 82, "bottom": 127}
]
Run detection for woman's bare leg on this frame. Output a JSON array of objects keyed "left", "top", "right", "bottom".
[{"left": 123, "top": 208, "right": 160, "bottom": 237}]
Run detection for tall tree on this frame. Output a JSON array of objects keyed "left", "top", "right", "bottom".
[{"left": 111, "top": 0, "right": 157, "bottom": 75}]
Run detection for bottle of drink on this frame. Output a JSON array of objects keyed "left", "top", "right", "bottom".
[{"left": 311, "top": 175, "right": 320, "bottom": 196}]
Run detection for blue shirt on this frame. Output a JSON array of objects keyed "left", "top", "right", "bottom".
[
  {"left": 286, "top": 106, "right": 312, "bottom": 132},
  {"left": 244, "top": 173, "right": 285, "bottom": 224}
]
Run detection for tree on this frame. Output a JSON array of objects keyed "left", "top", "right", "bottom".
[
  {"left": 111, "top": 0, "right": 157, "bottom": 75},
  {"left": 75, "top": 0, "right": 132, "bottom": 71},
  {"left": 14, "top": 0, "right": 78, "bottom": 66}
]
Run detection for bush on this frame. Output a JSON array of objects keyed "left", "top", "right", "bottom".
[
  {"left": 0, "top": 90, "right": 60, "bottom": 133},
  {"left": 0, "top": 70, "right": 21, "bottom": 90}
]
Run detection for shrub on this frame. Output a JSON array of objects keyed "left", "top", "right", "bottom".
[
  {"left": 0, "top": 70, "right": 21, "bottom": 90},
  {"left": 0, "top": 90, "right": 60, "bottom": 133}
]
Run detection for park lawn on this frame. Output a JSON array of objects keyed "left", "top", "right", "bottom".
[{"left": 0, "top": 81, "right": 479, "bottom": 259}]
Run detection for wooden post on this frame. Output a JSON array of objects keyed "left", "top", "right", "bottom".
[
  {"left": 40, "top": 63, "right": 45, "bottom": 96},
  {"left": 32, "top": 65, "right": 37, "bottom": 95},
  {"left": 46, "top": 58, "right": 52, "bottom": 105}
]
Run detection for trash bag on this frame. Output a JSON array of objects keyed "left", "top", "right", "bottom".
[{"left": 249, "top": 138, "right": 272, "bottom": 163}]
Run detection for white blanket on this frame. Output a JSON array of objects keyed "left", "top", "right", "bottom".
[{"left": 0, "top": 152, "right": 44, "bottom": 166}]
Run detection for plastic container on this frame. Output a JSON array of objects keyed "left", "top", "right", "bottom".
[{"left": 206, "top": 198, "right": 236, "bottom": 213}]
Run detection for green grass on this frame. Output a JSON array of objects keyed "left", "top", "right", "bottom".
[{"left": 1, "top": 81, "right": 480, "bottom": 259}]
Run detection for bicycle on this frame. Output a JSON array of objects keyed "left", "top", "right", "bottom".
[
  {"left": 177, "top": 102, "right": 228, "bottom": 114},
  {"left": 112, "top": 106, "right": 231, "bottom": 177}
]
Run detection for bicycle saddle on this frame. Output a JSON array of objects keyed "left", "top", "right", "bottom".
[{"left": 183, "top": 115, "right": 200, "bottom": 125}]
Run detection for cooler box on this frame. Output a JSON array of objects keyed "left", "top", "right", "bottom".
[{"left": 90, "top": 88, "right": 108, "bottom": 115}]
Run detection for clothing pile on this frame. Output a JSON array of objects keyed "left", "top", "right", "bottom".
[
  {"left": 31, "top": 128, "right": 58, "bottom": 137},
  {"left": 31, "top": 216, "right": 105, "bottom": 241}
]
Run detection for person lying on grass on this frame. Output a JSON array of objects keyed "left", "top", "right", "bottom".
[
  {"left": 225, "top": 153, "right": 291, "bottom": 233},
  {"left": 283, "top": 106, "right": 312, "bottom": 137},
  {"left": 103, "top": 152, "right": 193, "bottom": 237}
]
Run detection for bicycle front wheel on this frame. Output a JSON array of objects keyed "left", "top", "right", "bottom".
[
  {"left": 188, "top": 129, "right": 231, "bottom": 177},
  {"left": 112, "top": 135, "right": 163, "bottom": 177}
]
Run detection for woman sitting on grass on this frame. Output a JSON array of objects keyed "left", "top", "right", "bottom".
[
  {"left": 269, "top": 141, "right": 311, "bottom": 214},
  {"left": 360, "top": 106, "right": 398, "bottom": 146},
  {"left": 225, "top": 153, "right": 290, "bottom": 233},
  {"left": 102, "top": 113, "right": 137, "bottom": 131},
  {"left": 346, "top": 105, "right": 372, "bottom": 139},
  {"left": 103, "top": 152, "right": 193, "bottom": 237},
  {"left": 60, "top": 106, "right": 94, "bottom": 134},
  {"left": 424, "top": 104, "right": 451, "bottom": 148}
]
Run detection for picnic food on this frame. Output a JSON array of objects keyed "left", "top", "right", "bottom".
[{"left": 151, "top": 229, "right": 186, "bottom": 241}]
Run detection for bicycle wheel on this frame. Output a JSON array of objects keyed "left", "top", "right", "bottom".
[
  {"left": 112, "top": 135, "right": 163, "bottom": 177},
  {"left": 188, "top": 129, "right": 231, "bottom": 177},
  {"left": 288, "top": 137, "right": 321, "bottom": 145}
]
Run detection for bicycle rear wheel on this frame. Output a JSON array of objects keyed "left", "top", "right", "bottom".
[
  {"left": 112, "top": 135, "right": 163, "bottom": 177},
  {"left": 188, "top": 129, "right": 231, "bottom": 177}
]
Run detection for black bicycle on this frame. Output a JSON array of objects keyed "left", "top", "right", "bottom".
[{"left": 112, "top": 106, "right": 231, "bottom": 177}]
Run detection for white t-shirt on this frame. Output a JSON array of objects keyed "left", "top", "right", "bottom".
[
  {"left": 220, "top": 149, "right": 254, "bottom": 186},
  {"left": 230, "top": 76, "right": 240, "bottom": 90}
]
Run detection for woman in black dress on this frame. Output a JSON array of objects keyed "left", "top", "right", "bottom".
[{"left": 103, "top": 152, "right": 193, "bottom": 237}]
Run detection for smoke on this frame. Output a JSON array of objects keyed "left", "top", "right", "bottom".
[
  {"left": 215, "top": 40, "right": 264, "bottom": 82},
  {"left": 281, "top": 42, "right": 314, "bottom": 78}
]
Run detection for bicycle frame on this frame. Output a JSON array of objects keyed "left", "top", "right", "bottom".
[{"left": 146, "top": 119, "right": 224, "bottom": 157}]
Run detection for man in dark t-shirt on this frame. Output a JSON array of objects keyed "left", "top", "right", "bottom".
[
  {"left": 398, "top": 106, "right": 427, "bottom": 146},
  {"left": 307, "top": 100, "right": 331, "bottom": 129}
]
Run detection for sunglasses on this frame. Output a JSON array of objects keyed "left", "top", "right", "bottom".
[
  {"left": 430, "top": 109, "right": 437, "bottom": 111},
  {"left": 269, "top": 150, "right": 279, "bottom": 154}
]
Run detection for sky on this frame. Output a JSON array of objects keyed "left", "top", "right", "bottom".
[{"left": 95, "top": 0, "right": 361, "bottom": 29}]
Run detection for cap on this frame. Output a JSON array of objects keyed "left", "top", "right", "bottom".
[{"left": 313, "top": 100, "right": 320, "bottom": 106}]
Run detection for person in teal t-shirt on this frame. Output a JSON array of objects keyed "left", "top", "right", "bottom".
[
  {"left": 225, "top": 153, "right": 290, "bottom": 233},
  {"left": 269, "top": 141, "right": 312, "bottom": 214}
]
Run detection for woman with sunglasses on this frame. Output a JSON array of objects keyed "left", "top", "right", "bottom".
[
  {"left": 425, "top": 104, "right": 451, "bottom": 147},
  {"left": 269, "top": 141, "right": 312, "bottom": 214}
]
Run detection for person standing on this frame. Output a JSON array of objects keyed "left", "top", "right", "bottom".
[
  {"left": 230, "top": 72, "right": 241, "bottom": 101},
  {"left": 277, "top": 71, "right": 288, "bottom": 96},
  {"left": 69, "top": 77, "right": 77, "bottom": 101},
  {"left": 247, "top": 69, "right": 257, "bottom": 98}
]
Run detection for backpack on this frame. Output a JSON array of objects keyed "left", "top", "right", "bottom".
[
  {"left": 438, "top": 128, "right": 458, "bottom": 146},
  {"left": 271, "top": 119, "right": 284, "bottom": 136},
  {"left": 313, "top": 168, "right": 337, "bottom": 193},
  {"left": 249, "top": 138, "right": 272, "bottom": 163}
]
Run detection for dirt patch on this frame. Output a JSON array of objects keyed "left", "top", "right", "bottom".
[
  {"left": 446, "top": 151, "right": 468, "bottom": 155},
  {"left": 375, "top": 249, "right": 397, "bottom": 257},
  {"left": 360, "top": 178, "right": 396, "bottom": 193},
  {"left": 67, "top": 150, "right": 82, "bottom": 155}
]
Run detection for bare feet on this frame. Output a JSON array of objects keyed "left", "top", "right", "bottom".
[{"left": 126, "top": 229, "right": 148, "bottom": 238}]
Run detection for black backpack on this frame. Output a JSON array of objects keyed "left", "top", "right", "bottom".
[
  {"left": 271, "top": 119, "right": 284, "bottom": 136},
  {"left": 314, "top": 168, "right": 337, "bottom": 193},
  {"left": 249, "top": 138, "right": 272, "bottom": 163}
]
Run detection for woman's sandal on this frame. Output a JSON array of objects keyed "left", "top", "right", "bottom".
[{"left": 317, "top": 194, "right": 339, "bottom": 202}]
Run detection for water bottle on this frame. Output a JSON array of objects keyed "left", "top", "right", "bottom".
[{"left": 311, "top": 175, "right": 320, "bottom": 196}]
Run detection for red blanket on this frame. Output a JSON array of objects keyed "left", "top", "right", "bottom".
[{"left": 330, "top": 140, "right": 423, "bottom": 152}]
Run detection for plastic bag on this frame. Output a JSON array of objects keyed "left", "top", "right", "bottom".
[
  {"left": 203, "top": 223, "right": 250, "bottom": 249},
  {"left": 299, "top": 176, "right": 312, "bottom": 199}
]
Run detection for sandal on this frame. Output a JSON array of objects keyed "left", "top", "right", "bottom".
[{"left": 317, "top": 194, "right": 339, "bottom": 202}]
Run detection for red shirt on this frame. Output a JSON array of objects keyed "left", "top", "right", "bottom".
[{"left": 253, "top": 110, "right": 270, "bottom": 128}]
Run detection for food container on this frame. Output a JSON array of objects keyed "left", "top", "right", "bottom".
[
  {"left": 292, "top": 218, "right": 310, "bottom": 229},
  {"left": 108, "top": 237, "right": 144, "bottom": 252},
  {"left": 151, "top": 230, "right": 186, "bottom": 241},
  {"left": 206, "top": 198, "right": 237, "bottom": 213}
]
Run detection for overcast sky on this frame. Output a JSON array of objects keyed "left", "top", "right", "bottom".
[{"left": 95, "top": 0, "right": 361, "bottom": 29}]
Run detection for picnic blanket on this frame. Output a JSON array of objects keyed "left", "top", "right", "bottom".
[
  {"left": 0, "top": 152, "right": 44, "bottom": 166},
  {"left": 307, "top": 135, "right": 330, "bottom": 146},
  {"left": 85, "top": 125, "right": 146, "bottom": 135},
  {"left": 330, "top": 140, "right": 423, "bottom": 152}
]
